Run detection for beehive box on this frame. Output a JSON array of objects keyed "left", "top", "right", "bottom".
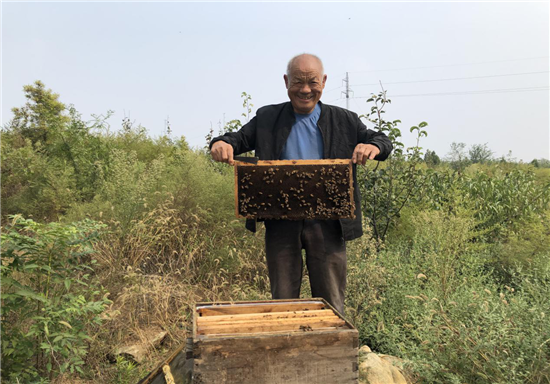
[
  {"left": 235, "top": 159, "right": 355, "bottom": 220},
  {"left": 192, "top": 298, "right": 359, "bottom": 384}
]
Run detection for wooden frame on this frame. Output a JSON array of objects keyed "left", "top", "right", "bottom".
[{"left": 234, "top": 159, "right": 355, "bottom": 220}]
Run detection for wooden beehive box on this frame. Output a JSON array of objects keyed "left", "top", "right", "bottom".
[
  {"left": 192, "top": 298, "right": 359, "bottom": 384},
  {"left": 235, "top": 159, "right": 355, "bottom": 220}
]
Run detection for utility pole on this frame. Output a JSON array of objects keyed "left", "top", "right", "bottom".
[
  {"left": 164, "top": 115, "right": 171, "bottom": 137},
  {"left": 341, "top": 72, "right": 353, "bottom": 110}
]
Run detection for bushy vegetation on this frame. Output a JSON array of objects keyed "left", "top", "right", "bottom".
[
  {"left": 1, "top": 82, "right": 268, "bottom": 383},
  {"left": 1, "top": 216, "right": 110, "bottom": 382},
  {"left": 2, "top": 81, "right": 549, "bottom": 383}
]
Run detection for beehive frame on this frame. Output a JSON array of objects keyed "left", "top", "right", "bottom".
[{"left": 234, "top": 159, "right": 355, "bottom": 220}]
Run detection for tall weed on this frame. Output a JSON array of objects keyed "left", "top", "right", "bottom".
[{"left": 354, "top": 210, "right": 550, "bottom": 383}]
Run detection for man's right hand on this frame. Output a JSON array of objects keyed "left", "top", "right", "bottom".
[{"left": 210, "top": 141, "right": 235, "bottom": 165}]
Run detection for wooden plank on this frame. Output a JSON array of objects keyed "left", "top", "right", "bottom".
[
  {"left": 194, "top": 328, "right": 358, "bottom": 356},
  {"left": 197, "top": 318, "right": 347, "bottom": 336},
  {"left": 197, "top": 315, "right": 341, "bottom": 329},
  {"left": 234, "top": 161, "right": 240, "bottom": 218},
  {"left": 138, "top": 338, "right": 193, "bottom": 384},
  {"left": 194, "top": 354, "right": 358, "bottom": 384},
  {"left": 237, "top": 159, "right": 351, "bottom": 166},
  {"left": 196, "top": 309, "right": 334, "bottom": 323},
  {"left": 197, "top": 327, "right": 351, "bottom": 339},
  {"left": 196, "top": 298, "right": 325, "bottom": 307},
  {"left": 193, "top": 330, "right": 358, "bottom": 383},
  {"left": 197, "top": 301, "right": 326, "bottom": 317}
]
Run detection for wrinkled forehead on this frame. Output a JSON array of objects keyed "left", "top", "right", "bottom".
[
  {"left": 288, "top": 57, "right": 324, "bottom": 80},
  {"left": 289, "top": 71, "right": 322, "bottom": 82}
]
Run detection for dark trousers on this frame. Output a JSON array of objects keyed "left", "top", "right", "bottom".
[{"left": 264, "top": 219, "right": 347, "bottom": 314}]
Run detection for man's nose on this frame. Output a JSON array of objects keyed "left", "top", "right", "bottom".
[{"left": 300, "top": 84, "right": 311, "bottom": 93}]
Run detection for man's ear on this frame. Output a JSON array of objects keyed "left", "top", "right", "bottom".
[
  {"left": 322, "top": 74, "right": 327, "bottom": 88},
  {"left": 284, "top": 74, "right": 289, "bottom": 89}
]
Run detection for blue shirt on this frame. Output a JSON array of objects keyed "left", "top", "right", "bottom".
[{"left": 280, "top": 103, "right": 324, "bottom": 160}]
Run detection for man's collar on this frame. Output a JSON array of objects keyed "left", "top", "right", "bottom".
[{"left": 284, "top": 101, "right": 325, "bottom": 119}]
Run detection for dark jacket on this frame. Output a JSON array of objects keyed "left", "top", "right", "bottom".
[{"left": 210, "top": 101, "right": 393, "bottom": 241}]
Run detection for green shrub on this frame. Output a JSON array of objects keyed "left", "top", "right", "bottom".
[
  {"left": 112, "top": 356, "right": 147, "bottom": 384},
  {"left": 496, "top": 210, "right": 550, "bottom": 271},
  {"left": 358, "top": 90, "right": 429, "bottom": 242},
  {"left": 354, "top": 210, "right": 550, "bottom": 384},
  {"left": 1, "top": 216, "right": 111, "bottom": 382},
  {"left": 0, "top": 138, "right": 78, "bottom": 222}
]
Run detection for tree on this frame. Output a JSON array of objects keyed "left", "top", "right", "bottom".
[
  {"left": 358, "top": 90, "right": 429, "bottom": 243},
  {"left": 446, "top": 142, "right": 469, "bottom": 171},
  {"left": 205, "top": 92, "right": 253, "bottom": 146},
  {"left": 469, "top": 143, "right": 493, "bottom": 164},
  {"left": 424, "top": 149, "right": 441, "bottom": 167},
  {"left": 8, "top": 80, "right": 69, "bottom": 146},
  {"left": 530, "top": 158, "right": 550, "bottom": 168},
  {"left": 2, "top": 82, "right": 111, "bottom": 220}
]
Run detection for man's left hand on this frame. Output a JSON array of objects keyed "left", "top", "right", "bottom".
[{"left": 352, "top": 144, "right": 380, "bottom": 165}]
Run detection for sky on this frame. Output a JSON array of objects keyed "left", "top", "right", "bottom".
[{"left": 2, "top": 1, "right": 549, "bottom": 162}]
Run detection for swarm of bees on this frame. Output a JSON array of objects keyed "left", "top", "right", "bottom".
[{"left": 237, "top": 164, "right": 355, "bottom": 220}]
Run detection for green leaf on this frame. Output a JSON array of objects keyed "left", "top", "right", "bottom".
[
  {"left": 59, "top": 321, "right": 72, "bottom": 329},
  {"left": 14, "top": 287, "right": 47, "bottom": 303},
  {"left": 23, "top": 263, "right": 41, "bottom": 270}
]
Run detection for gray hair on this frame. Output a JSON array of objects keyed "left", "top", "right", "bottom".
[{"left": 286, "top": 53, "right": 324, "bottom": 78}]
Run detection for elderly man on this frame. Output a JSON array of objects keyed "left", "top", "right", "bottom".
[{"left": 210, "top": 54, "right": 392, "bottom": 314}]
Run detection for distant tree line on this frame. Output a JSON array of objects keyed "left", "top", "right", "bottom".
[{"left": 424, "top": 142, "right": 550, "bottom": 170}]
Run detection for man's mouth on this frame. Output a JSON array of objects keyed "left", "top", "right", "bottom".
[{"left": 298, "top": 95, "right": 313, "bottom": 101}]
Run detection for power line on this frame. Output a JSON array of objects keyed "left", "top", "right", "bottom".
[
  {"left": 324, "top": 85, "right": 344, "bottom": 93},
  {"left": 351, "top": 86, "right": 549, "bottom": 98},
  {"left": 348, "top": 56, "right": 549, "bottom": 74},
  {"left": 352, "top": 98, "right": 365, "bottom": 114},
  {"left": 326, "top": 97, "right": 344, "bottom": 104},
  {"left": 352, "top": 71, "right": 549, "bottom": 87}
]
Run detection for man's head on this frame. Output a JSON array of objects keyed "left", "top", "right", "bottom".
[{"left": 284, "top": 54, "right": 327, "bottom": 114}]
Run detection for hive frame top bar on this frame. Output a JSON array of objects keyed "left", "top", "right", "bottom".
[
  {"left": 235, "top": 159, "right": 352, "bottom": 166},
  {"left": 196, "top": 299, "right": 323, "bottom": 310}
]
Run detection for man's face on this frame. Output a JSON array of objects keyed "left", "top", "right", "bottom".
[{"left": 284, "top": 57, "right": 327, "bottom": 114}]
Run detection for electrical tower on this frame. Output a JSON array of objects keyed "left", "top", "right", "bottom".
[
  {"left": 341, "top": 72, "right": 353, "bottom": 110},
  {"left": 164, "top": 115, "right": 171, "bottom": 136}
]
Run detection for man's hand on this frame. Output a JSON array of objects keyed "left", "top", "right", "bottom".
[
  {"left": 210, "top": 141, "right": 235, "bottom": 165},
  {"left": 352, "top": 144, "right": 380, "bottom": 165}
]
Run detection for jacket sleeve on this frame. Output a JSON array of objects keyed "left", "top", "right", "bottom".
[
  {"left": 356, "top": 117, "right": 393, "bottom": 161},
  {"left": 209, "top": 117, "right": 257, "bottom": 155}
]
